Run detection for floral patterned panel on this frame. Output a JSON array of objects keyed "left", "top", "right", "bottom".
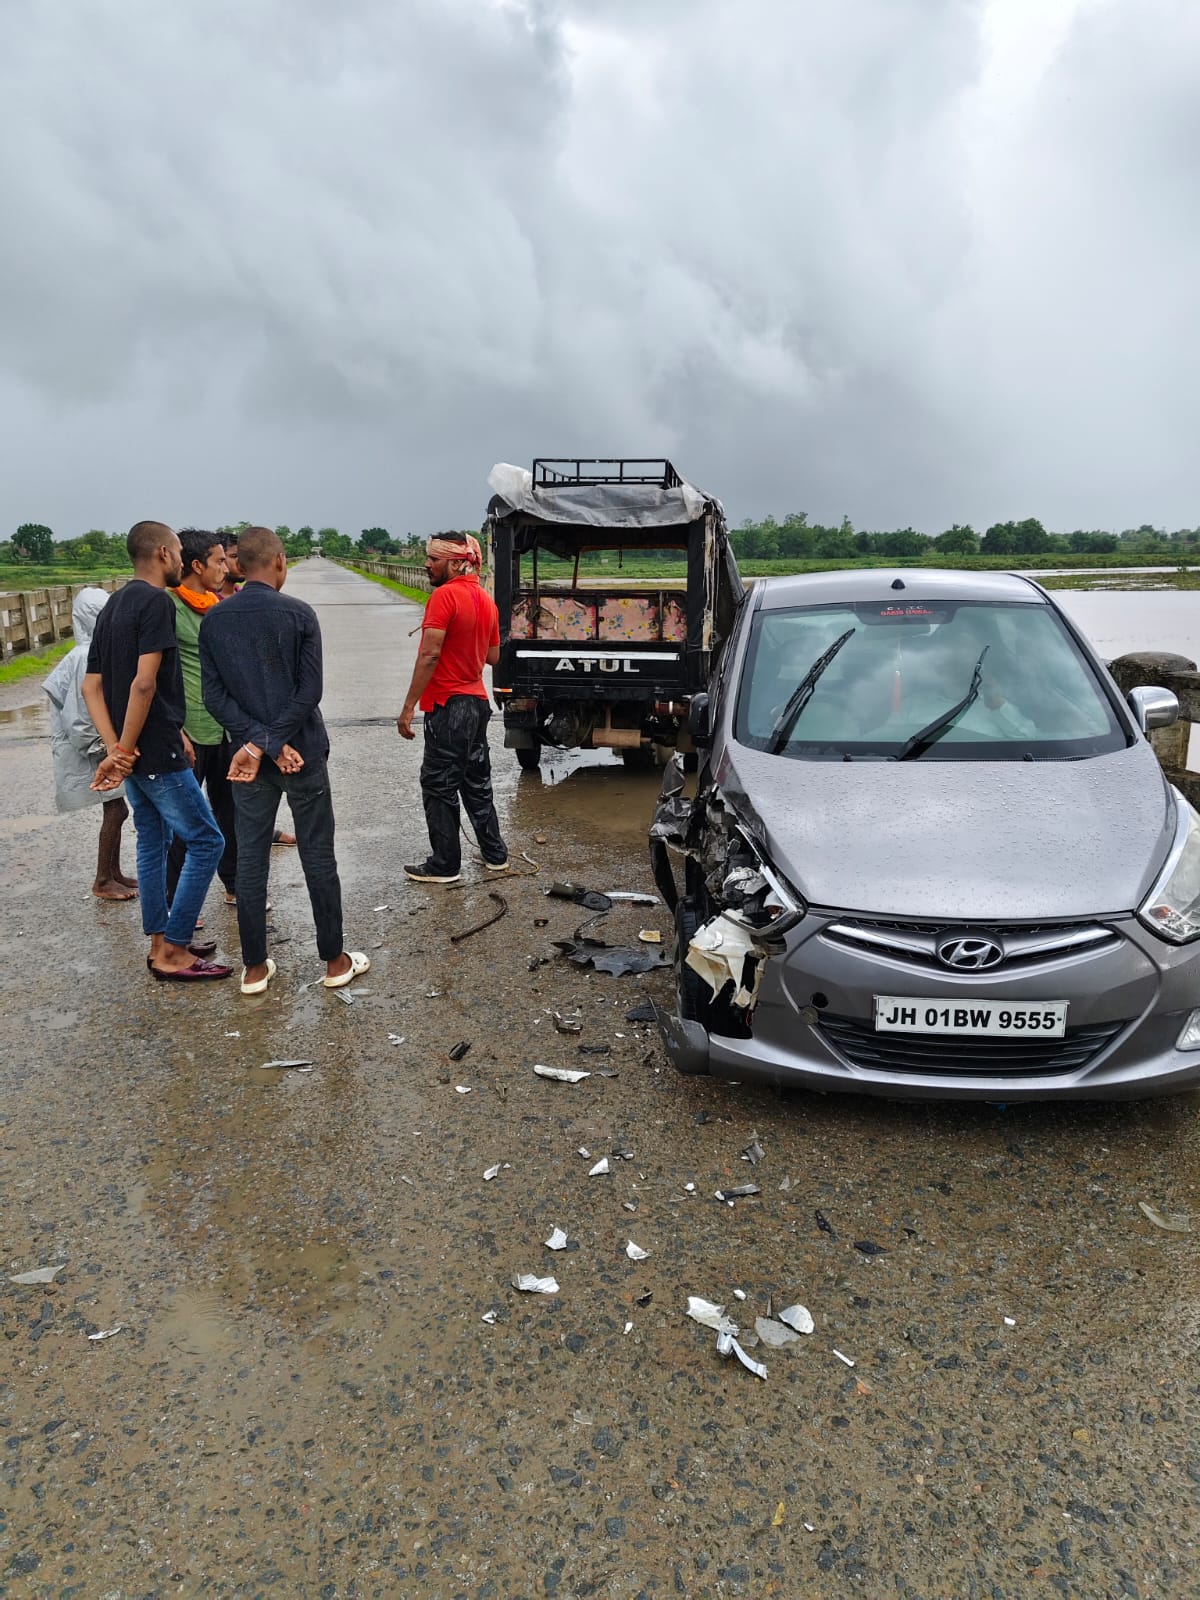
[
  {"left": 509, "top": 598, "right": 534, "bottom": 639},
  {"left": 511, "top": 593, "right": 597, "bottom": 640},
  {"left": 662, "top": 599, "right": 688, "bottom": 642},
  {"left": 599, "top": 596, "right": 660, "bottom": 641}
]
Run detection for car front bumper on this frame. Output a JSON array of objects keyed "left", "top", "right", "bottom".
[{"left": 657, "top": 911, "right": 1200, "bottom": 1101}]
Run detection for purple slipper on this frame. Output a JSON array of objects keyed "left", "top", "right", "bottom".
[{"left": 149, "top": 958, "right": 232, "bottom": 982}]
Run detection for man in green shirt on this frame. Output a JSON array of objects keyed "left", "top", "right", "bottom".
[{"left": 167, "top": 528, "right": 238, "bottom": 903}]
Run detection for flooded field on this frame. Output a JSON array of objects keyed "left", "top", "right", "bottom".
[{"left": 2, "top": 564, "right": 1198, "bottom": 1598}]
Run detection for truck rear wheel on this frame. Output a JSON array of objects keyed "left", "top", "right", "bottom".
[
  {"left": 620, "top": 744, "right": 657, "bottom": 770},
  {"left": 515, "top": 742, "right": 541, "bottom": 772}
]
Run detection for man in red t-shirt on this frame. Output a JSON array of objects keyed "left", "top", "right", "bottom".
[{"left": 396, "top": 531, "right": 508, "bottom": 883}]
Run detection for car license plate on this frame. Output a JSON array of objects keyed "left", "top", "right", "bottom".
[{"left": 873, "top": 997, "right": 1068, "bottom": 1038}]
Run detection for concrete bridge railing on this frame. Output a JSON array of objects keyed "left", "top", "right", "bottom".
[
  {"left": 0, "top": 577, "right": 126, "bottom": 661},
  {"left": 1110, "top": 651, "right": 1200, "bottom": 808},
  {"left": 346, "top": 558, "right": 431, "bottom": 592}
]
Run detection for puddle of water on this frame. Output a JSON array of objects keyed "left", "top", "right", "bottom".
[
  {"left": 505, "top": 749, "right": 664, "bottom": 841},
  {"left": 0, "top": 812, "right": 60, "bottom": 836},
  {"left": 148, "top": 1289, "right": 245, "bottom": 1358},
  {"left": 0, "top": 701, "right": 46, "bottom": 727}
]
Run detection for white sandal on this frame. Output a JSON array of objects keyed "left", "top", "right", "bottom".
[
  {"left": 240, "top": 957, "right": 277, "bottom": 995},
  {"left": 323, "top": 951, "right": 370, "bottom": 989}
]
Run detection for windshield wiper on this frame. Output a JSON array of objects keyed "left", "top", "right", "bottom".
[
  {"left": 766, "top": 627, "right": 856, "bottom": 754},
  {"left": 893, "top": 647, "right": 989, "bottom": 761}
]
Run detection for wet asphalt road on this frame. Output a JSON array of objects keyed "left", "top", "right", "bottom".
[{"left": 1, "top": 559, "right": 1199, "bottom": 1599}]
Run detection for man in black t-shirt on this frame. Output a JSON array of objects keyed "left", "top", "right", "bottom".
[{"left": 83, "top": 521, "right": 231, "bottom": 983}]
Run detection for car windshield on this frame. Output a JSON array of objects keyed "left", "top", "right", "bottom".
[{"left": 735, "top": 599, "right": 1127, "bottom": 761}]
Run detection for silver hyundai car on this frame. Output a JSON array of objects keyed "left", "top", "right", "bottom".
[{"left": 649, "top": 569, "right": 1200, "bottom": 1100}]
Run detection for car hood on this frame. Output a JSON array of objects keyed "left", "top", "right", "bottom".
[{"left": 717, "top": 742, "right": 1176, "bottom": 920}]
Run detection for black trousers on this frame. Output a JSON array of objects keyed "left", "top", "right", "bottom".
[
  {"left": 421, "top": 696, "right": 506, "bottom": 874},
  {"left": 231, "top": 758, "right": 344, "bottom": 967},
  {"left": 167, "top": 736, "right": 237, "bottom": 899}
]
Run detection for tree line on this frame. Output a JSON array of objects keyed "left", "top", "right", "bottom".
[
  {"left": 726, "top": 514, "right": 1200, "bottom": 561},
  {"left": 7, "top": 514, "right": 1200, "bottom": 571},
  {"left": 0, "top": 522, "right": 440, "bottom": 568}
]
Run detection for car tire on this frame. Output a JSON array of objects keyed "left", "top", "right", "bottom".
[
  {"left": 515, "top": 742, "right": 541, "bottom": 772},
  {"left": 673, "top": 898, "right": 711, "bottom": 1073}
]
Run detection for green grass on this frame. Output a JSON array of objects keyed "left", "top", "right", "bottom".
[
  {"left": 0, "top": 638, "right": 72, "bottom": 684},
  {"left": 0, "top": 564, "right": 130, "bottom": 590},
  {"left": 1039, "top": 570, "right": 1200, "bottom": 592},
  {"left": 352, "top": 567, "right": 430, "bottom": 604}
]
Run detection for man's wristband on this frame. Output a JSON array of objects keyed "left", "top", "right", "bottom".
[
  {"left": 242, "top": 743, "right": 263, "bottom": 759},
  {"left": 113, "top": 744, "right": 134, "bottom": 758}
]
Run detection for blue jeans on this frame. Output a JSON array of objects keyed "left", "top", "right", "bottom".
[{"left": 124, "top": 768, "right": 225, "bottom": 945}]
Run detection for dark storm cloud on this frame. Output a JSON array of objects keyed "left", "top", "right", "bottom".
[{"left": 0, "top": 0, "right": 1195, "bottom": 536}]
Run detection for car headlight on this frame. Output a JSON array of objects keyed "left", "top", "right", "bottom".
[{"left": 1138, "top": 793, "right": 1200, "bottom": 944}]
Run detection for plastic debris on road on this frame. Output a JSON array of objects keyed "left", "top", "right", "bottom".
[
  {"left": 625, "top": 1240, "right": 649, "bottom": 1261},
  {"left": 448, "top": 1040, "right": 472, "bottom": 1062},
  {"left": 717, "top": 1328, "right": 767, "bottom": 1379},
  {"left": 9, "top": 1265, "right": 65, "bottom": 1285},
  {"left": 778, "top": 1303, "right": 815, "bottom": 1335},
  {"left": 755, "top": 1316, "right": 800, "bottom": 1348},
  {"left": 637, "top": 929, "right": 662, "bottom": 944},
  {"left": 553, "top": 938, "right": 668, "bottom": 976},
  {"left": 853, "top": 1239, "right": 887, "bottom": 1257},
  {"left": 512, "top": 1273, "right": 559, "bottom": 1294},
  {"left": 258, "top": 1059, "right": 315, "bottom": 1071},
  {"left": 373, "top": 904, "right": 390, "bottom": 911},
  {"left": 604, "top": 891, "right": 659, "bottom": 905},
  {"left": 833, "top": 1348, "right": 856, "bottom": 1367},
  {"left": 714, "top": 1184, "right": 761, "bottom": 1202},
  {"left": 547, "top": 881, "right": 612, "bottom": 913},
  {"left": 484, "top": 1164, "right": 502, "bottom": 1181},
  {"left": 625, "top": 1001, "right": 657, "bottom": 1023},
  {"left": 1138, "top": 1200, "right": 1192, "bottom": 1232},
  {"left": 732, "top": 1287, "right": 746, "bottom": 1300},
  {"left": 589, "top": 1157, "right": 610, "bottom": 1176},
  {"left": 545, "top": 1227, "right": 569, "bottom": 1250},
  {"left": 388, "top": 1034, "right": 406, "bottom": 1046},
  {"left": 336, "top": 990, "right": 354, "bottom": 1006},
  {"left": 741, "top": 1134, "right": 765, "bottom": 1165},
  {"left": 87, "top": 1324, "right": 125, "bottom": 1342},
  {"left": 1003, "top": 1315, "right": 1017, "bottom": 1327},
  {"left": 481, "top": 1309, "right": 498, "bottom": 1325},
  {"left": 455, "top": 1085, "right": 473, "bottom": 1094},
  {"left": 553, "top": 1011, "right": 583, "bottom": 1034},
  {"left": 686, "top": 1296, "right": 738, "bottom": 1335},
  {"left": 534, "top": 1064, "right": 591, "bottom": 1084},
  {"left": 686, "top": 914, "right": 764, "bottom": 1008}
]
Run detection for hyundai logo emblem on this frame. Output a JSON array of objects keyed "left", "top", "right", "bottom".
[{"left": 935, "top": 933, "right": 1004, "bottom": 970}]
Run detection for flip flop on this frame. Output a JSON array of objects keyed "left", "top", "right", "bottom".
[
  {"left": 240, "top": 957, "right": 277, "bottom": 996},
  {"left": 272, "top": 831, "right": 296, "bottom": 846},
  {"left": 149, "top": 958, "right": 232, "bottom": 982},
  {"left": 322, "top": 951, "right": 370, "bottom": 989}
]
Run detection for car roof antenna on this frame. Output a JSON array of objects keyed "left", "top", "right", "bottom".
[{"left": 891, "top": 578, "right": 905, "bottom": 589}]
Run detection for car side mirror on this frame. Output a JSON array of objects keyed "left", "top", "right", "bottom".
[
  {"left": 688, "top": 693, "right": 712, "bottom": 745},
  {"left": 1128, "top": 685, "right": 1179, "bottom": 732}
]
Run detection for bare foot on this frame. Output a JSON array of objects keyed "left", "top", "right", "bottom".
[
  {"left": 115, "top": 870, "right": 138, "bottom": 889},
  {"left": 94, "top": 879, "right": 136, "bottom": 901},
  {"left": 149, "top": 939, "right": 203, "bottom": 975}
]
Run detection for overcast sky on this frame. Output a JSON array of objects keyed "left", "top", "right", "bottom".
[{"left": 1, "top": 0, "right": 1196, "bottom": 538}]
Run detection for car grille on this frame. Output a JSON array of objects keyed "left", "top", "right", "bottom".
[
  {"left": 817, "top": 1013, "right": 1128, "bottom": 1077},
  {"left": 820, "top": 918, "right": 1121, "bottom": 973}
]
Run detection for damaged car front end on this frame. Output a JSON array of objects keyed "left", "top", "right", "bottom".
[{"left": 650, "top": 569, "right": 1200, "bottom": 1101}]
